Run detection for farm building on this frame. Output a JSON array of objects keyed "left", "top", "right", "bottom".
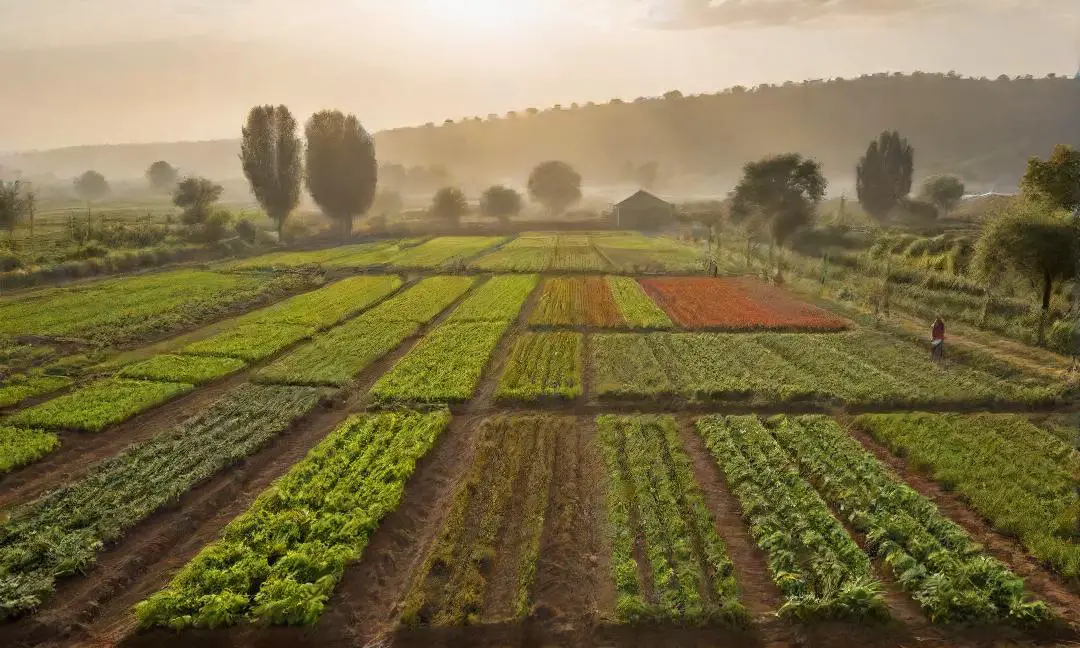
[{"left": 613, "top": 190, "right": 675, "bottom": 230}]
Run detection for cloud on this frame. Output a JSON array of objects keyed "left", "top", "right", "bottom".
[{"left": 635, "top": 0, "right": 1073, "bottom": 28}]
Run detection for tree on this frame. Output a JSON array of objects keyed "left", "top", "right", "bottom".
[
  {"left": 0, "top": 180, "right": 31, "bottom": 247},
  {"left": 972, "top": 199, "right": 1080, "bottom": 343},
  {"left": 528, "top": 161, "right": 582, "bottom": 216},
  {"left": 173, "top": 176, "right": 224, "bottom": 225},
  {"left": 241, "top": 105, "right": 302, "bottom": 239},
  {"left": 1021, "top": 144, "right": 1080, "bottom": 212},
  {"left": 371, "top": 190, "right": 404, "bottom": 218},
  {"left": 480, "top": 185, "right": 523, "bottom": 223},
  {"left": 919, "top": 175, "right": 965, "bottom": 215},
  {"left": 304, "top": 110, "right": 378, "bottom": 237},
  {"left": 146, "top": 161, "right": 179, "bottom": 193},
  {"left": 430, "top": 187, "right": 468, "bottom": 224},
  {"left": 73, "top": 170, "right": 110, "bottom": 231},
  {"left": 731, "top": 153, "right": 827, "bottom": 268},
  {"left": 856, "top": 131, "right": 914, "bottom": 223}
]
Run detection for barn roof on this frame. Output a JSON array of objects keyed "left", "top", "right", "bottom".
[{"left": 615, "top": 189, "right": 673, "bottom": 210}]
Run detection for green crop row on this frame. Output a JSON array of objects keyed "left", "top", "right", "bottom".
[
  {"left": 223, "top": 240, "right": 422, "bottom": 271},
  {"left": 0, "top": 426, "right": 60, "bottom": 474},
  {"left": 857, "top": 413, "right": 1080, "bottom": 580},
  {"left": 445, "top": 275, "right": 538, "bottom": 322},
  {"left": 0, "top": 384, "right": 325, "bottom": 619},
  {"left": 696, "top": 415, "right": 887, "bottom": 621},
  {"left": 364, "top": 276, "right": 475, "bottom": 322},
  {"left": 0, "top": 374, "right": 73, "bottom": 409},
  {"left": 371, "top": 321, "right": 509, "bottom": 403},
  {"left": 772, "top": 416, "right": 1051, "bottom": 625},
  {"left": 137, "top": 410, "right": 449, "bottom": 629},
  {"left": 0, "top": 269, "right": 313, "bottom": 345},
  {"left": 469, "top": 236, "right": 554, "bottom": 272},
  {"left": 597, "top": 415, "right": 746, "bottom": 624},
  {"left": 180, "top": 276, "right": 404, "bottom": 362},
  {"left": 255, "top": 316, "right": 419, "bottom": 387},
  {"left": 590, "top": 331, "right": 1058, "bottom": 406},
  {"left": 119, "top": 354, "right": 247, "bottom": 385},
  {"left": 496, "top": 332, "right": 582, "bottom": 402},
  {"left": 401, "top": 415, "right": 558, "bottom": 625},
  {"left": 8, "top": 378, "right": 193, "bottom": 432},
  {"left": 607, "top": 276, "right": 673, "bottom": 329},
  {"left": 387, "top": 236, "right": 506, "bottom": 269}
]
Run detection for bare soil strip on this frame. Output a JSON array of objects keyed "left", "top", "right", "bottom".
[
  {"left": 531, "top": 417, "right": 614, "bottom": 623},
  {"left": 673, "top": 419, "right": 782, "bottom": 618}
]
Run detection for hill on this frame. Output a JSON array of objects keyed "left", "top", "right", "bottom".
[{"left": 3, "top": 73, "right": 1079, "bottom": 193}]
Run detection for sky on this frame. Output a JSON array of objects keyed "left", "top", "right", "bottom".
[{"left": 0, "top": 0, "right": 1078, "bottom": 151}]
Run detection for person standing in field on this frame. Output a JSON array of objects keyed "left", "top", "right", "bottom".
[{"left": 931, "top": 316, "right": 945, "bottom": 364}]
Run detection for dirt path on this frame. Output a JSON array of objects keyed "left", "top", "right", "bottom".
[
  {"left": 674, "top": 419, "right": 781, "bottom": 619},
  {"left": 530, "top": 417, "right": 614, "bottom": 623}
]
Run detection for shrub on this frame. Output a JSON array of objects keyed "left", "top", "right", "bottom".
[
  {"left": 235, "top": 218, "right": 258, "bottom": 244},
  {"left": 0, "top": 253, "right": 23, "bottom": 272}
]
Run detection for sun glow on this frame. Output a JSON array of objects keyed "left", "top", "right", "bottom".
[{"left": 419, "top": 0, "right": 548, "bottom": 32}]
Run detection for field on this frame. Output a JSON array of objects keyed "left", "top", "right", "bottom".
[{"left": 0, "top": 230, "right": 1077, "bottom": 648}]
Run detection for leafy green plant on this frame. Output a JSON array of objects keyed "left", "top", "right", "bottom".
[
  {"left": 0, "top": 426, "right": 60, "bottom": 473},
  {"left": 496, "top": 332, "right": 582, "bottom": 402},
  {"left": 696, "top": 415, "right": 887, "bottom": 621},
  {"left": 136, "top": 410, "right": 449, "bottom": 629},
  {"left": 608, "top": 276, "right": 673, "bottom": 328},
  {"left": 445, "top": 274, "right": 538, "bottom": 322},
  {"left": 0, "top": 384, "right": 324, "bottom": 619},
  {"left": 0, "top": 374, "right": 72, "bottom": 408}
]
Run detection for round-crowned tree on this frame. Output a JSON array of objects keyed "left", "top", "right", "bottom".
[{"left": 527, "top": 161, "right": 582, "bottom": 216}]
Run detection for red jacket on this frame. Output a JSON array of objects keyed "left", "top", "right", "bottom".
[{"left": 932, "top": 321, "right": 945, "bottom": 341}]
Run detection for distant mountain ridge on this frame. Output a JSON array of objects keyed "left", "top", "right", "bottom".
[{"left": 4, "top": 73, "right": 1079, "bottom": 192}]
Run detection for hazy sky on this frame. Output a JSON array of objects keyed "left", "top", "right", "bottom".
[{"left": 1, "top": 0, "right": 1078, "bottom": 151}]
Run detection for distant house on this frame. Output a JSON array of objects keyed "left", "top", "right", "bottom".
[{"left": 613, "top": 190, "right": 675, "bottom": 231}]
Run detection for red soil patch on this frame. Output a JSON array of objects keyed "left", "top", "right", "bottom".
[{"left": 639, "top": 277, "right": 848, "bottom": 331}]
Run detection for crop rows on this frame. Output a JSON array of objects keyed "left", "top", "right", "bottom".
[
  {"left": 363, "top": 276, "right": 475, "bottom": 323},
  {"left": 387, "top": 236, "right": 506, "bottom": 269},
  {"left": 8, "top": 378, "right": 194, "bottom": 432},
  {"left": 181, "top": 276, "right": 403, "bottom": 363},
  {"left": 445, "top": 275, "right": 538, "bottom": 322},
  {"left": 401, "top": 415, "right": 560, "bottom": 625},
  {"left": 0, "top": 425, "right": 59, "bottom": 474},
  {"left": 550, "top": 242, "right": 612, "bottom": 272},
  {"left": 0, "top": 374, "right": 72, "bottom": 409},
  {"left": 496, "top": 332, "right": 582, "bottom": 401},
  {"left": 118, "top": 354, "right": 247, "bottom": 385},
  {"left": 371, "top": 321, "right": 509, "bottom": 403},
  {"left": 530, "top": 277, "right": 624, "bottom": 328},
  {"left": 0, "top": 269, "right": 311, "bottom": 345},
  {"left": 590, "top": 331, "right": 1058, "bottom": 405},
  {"left": 857, "top": 413, "right": 1080, "bottom": 580},
  {"left": 640, "top": 277, "right": 848, "bottom": 331},
  {"left": 470, "top": 235, "right": 556, "bottom": 272},
  {"left": 137, "top": 410, "right": 449, "bottom": 629},
  {"left": 223, "top": 240, "right": 422, "bottom": 271},
  {"left": 0, "top": 384, "right": 325, "bottom": 619},
  {"left": 696, "top": 415, "right": 887, "bottom": 620},
  {"left": 608, "top": 276, "right": 673, "bottom": 329},
  {"left": 591, "top": 232, "right": 703, "bottom": 273},
  {"left": 254, "top": 276, "right": 475, "bottom": 387},
  {"left": 772, "top": 416, "right": 1050, "bottom": 624},
  {"left": 597, "top": 415, "right": 746, "bottom": 624}
]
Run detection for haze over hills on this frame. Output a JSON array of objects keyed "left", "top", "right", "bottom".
[{"left": 3, "top": 73, "right": 1079, "bottom": 195}]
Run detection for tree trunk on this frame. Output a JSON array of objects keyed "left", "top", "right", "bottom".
[
  {"left": 1037, "top": 270, "right": 1052, "bottom": 345},
  {"left": 745, "top": 236, "right": 752, "bottom": 269}
]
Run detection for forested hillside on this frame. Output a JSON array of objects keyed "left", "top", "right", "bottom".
[{"left": 4, "top": 73, "right": 1079, "bottom": 192}]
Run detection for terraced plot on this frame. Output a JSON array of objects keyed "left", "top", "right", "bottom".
[
  {"left": 387, "top": 236, "right": 506, "bottom": 269},
  {"left": 0, "top": 426, "right": 59, "bottom": 474},
  {"left": 118, "top": 354, "right": 247, "bottom": 385},
  {"left": 8, "top": 378, "right": 194, "bottom": 432}
]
